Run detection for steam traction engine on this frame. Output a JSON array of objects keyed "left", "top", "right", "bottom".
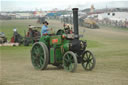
[{"left": 31, "top": 8, "right": 96, "bottom": 72}]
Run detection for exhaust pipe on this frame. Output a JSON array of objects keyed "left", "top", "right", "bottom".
[{"left": 72, "top": 8, "right": 79, "bottom": 39}]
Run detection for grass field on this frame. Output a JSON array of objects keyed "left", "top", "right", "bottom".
[{"left": 0, "top": 19, "right": 128, "bottom": 85}]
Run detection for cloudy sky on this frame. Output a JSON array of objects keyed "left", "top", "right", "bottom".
[{"left": 1, "top": 0, "right": 128, "bottom": 11}]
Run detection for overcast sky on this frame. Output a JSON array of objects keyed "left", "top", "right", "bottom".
[{"left": 1, "top": 0, "right": 128, "bottom": 11}]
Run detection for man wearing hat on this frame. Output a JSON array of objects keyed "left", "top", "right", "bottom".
[{"left": 41, "top": 21, "right": 50, "bottom": 36}]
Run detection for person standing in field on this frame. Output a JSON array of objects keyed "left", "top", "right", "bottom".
[
  {"left": 41, "top": 21, "right": 51, "bottom": 36},
  {"left": 13, "top": 28, "right": 18, "bottom": 42},
  {"left": 12, "top": 28, "right": 23, "bottom": 43}
]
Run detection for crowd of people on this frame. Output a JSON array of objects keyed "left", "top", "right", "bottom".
[{"left": 97, "top": 18, "right": 128, "bottom": 28}]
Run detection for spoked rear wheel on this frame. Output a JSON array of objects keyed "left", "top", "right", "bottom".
[
  {"left": 31, "top": 42, "right": 49, "bottom": 70},
  {"left": 63, "top": 51, "right": 77, "bottom": 72},
  {"left": 82, "top": 50, "right": 96, "bottom": 71}
]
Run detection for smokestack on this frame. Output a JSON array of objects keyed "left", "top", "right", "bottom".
[{"left": 72, "top": 8, "right": 79, "bottom": 39}]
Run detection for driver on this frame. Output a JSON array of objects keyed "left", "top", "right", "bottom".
[
  {"left": 64, "top": 24, "right": 72, "bottom": 34},
  {"left": 41, "top": 21, "right": 51, "bottom": 36}
]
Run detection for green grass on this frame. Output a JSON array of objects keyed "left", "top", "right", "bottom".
[
  {"left": 0, "top": 19, "right": 42, "bottom": 41},
  {"left": 84, "top": 40, "right": 104, "bottom": 48},
  {"left": 0, "top": 19, "right": 128, "bottom": 85},
  {"left": 99, "top": 24, "right": 128, "bottom": 31}
]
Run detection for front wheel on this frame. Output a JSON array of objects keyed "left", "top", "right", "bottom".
[
  {"left": 82, "top": 50, "right": 96, "bottom": 71},
  {"left": 63, "top": 51, "right": 77, "bottom": 72}
]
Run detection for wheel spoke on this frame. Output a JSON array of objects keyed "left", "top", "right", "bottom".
[
  {"left": 32, "top": 56, "right": 36, "bottom": 64},
  {"left": 64, "top": 58, "right": 68, "bottom": 62},
  {"left": 90, "top": 57, "right": 93, "bottom": 60},
  {"left": 40, "top": 52, "right": 44, "bottom": 57},
  {"left": 70, "top": 57, "right": 74, "bottom": 63},
  {"left": 39, "top": 59, "right": 43, "bottom": 66},
  {"left": 64, "top": 62, "right": 68, "bottom": 67},
  {"left": 33, "top": 47, "right": 39, "bottom": 55},
  {"left": 83, "top": 56, "right": 87, "bottom": 61},
  {"left": 39, "top": 47, "right": 43, "bottom": 53},
  {"left": 88, "top": 53, "right": 91, "bottom": 59},
  {"left": 86, "top": 53, "right": 88, "bottom": 59},
  {"left": 85, "top": 62, "right": 89, "bottom": 69},
  {"left": 40, "top": 56, "right": 44, "bottom": 61},
  {"left": 83, "top": 56, "right": 87, "bottom": 62},
  {"left": 67, "top": 54, "right": 70, "bottom": 61},
  {"left": 88, "top": 63, "right": 91, "bottom": 69},
  {"left": 36, "top": 48, "right": 40, "bottom": 54},
  {"left": 69, "top": 63, "right": 73, "bottom": 71},
  {"left": 84, "top": 62, "right": 87, "bottom": 67}
]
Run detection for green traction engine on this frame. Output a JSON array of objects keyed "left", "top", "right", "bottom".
[{"left": 31, "top": 8, "right": 96, "bottom": 72}]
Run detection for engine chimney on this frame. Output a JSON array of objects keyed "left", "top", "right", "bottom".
[{"left": 72, "top": 8, "right": 79, "bottom": 39}]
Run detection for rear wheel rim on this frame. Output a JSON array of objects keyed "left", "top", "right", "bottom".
[
  {"left": 31, "top": 42, "right": 49, "bottom": 70},
  {"left": 31, "top": 43, "right": 44, "bottom": 69}
]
